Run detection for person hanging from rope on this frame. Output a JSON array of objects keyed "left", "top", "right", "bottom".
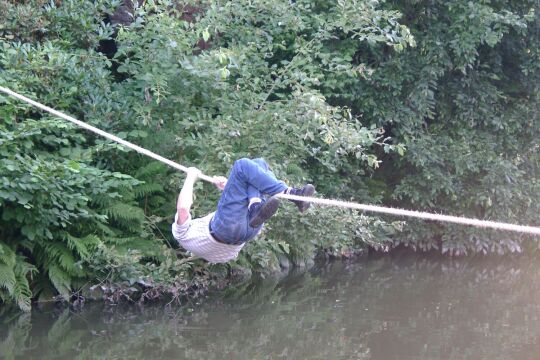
[{"left": 171, "top": 158, "right": 315, "bottom": 263}]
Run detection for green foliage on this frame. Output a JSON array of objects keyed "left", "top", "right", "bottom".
[
  {"left": 0, "top": 114, "right": 148, "bottom": 304},
  {"left": 364, "top": 0, "right": 539, "bottom": 255},
  {"left": 241, "top": 205, "right": 402, "bottom": 273},
  {"left": 0, "top": 0, "right": 538, "bottom": 311},
  {"left": 0, "top": 244, "right": 35, "bottom": 312}
]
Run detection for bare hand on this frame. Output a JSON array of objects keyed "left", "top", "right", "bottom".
[{"left": 213, "top": 176, "right": 227, "bottom": 191}]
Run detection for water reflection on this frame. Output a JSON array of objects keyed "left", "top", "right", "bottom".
[{"left": 1, "top": 254, "right": 540, "bottom": 359}]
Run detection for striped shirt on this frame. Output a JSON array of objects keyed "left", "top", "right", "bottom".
[{"left": 171, "top": 212, "right": 245, "bottom": 263}]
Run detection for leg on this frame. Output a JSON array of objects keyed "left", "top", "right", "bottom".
[
  {"left": 246, "top": 158, "right": 278, "bottom": 201},
  {"left": 235, "top": 158, "right": 288, "bottom": 196},
  {"left": 211, "top": 158, "right": 288, "bottom": 244}
]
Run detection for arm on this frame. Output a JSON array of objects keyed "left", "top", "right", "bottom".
[{"left": 176, "top": 167, "right": 201, "bottom": 225}]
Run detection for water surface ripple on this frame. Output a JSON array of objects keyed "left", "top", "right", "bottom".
[{"left": 1, "top": 255, "right": 539, "bottom": 359}]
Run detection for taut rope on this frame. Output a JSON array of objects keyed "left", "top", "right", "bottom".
[{"left": 1, "top": 86, "right": 539, "bottom": 236}]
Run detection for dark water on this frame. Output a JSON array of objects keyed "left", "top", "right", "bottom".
[{"left": 2, "top": 254, "right": 540, "bottom": 359}]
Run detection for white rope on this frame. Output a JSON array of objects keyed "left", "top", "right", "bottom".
[
  {"left": 276, "top": 193, "right": 540, "bottom": 235},
  {"left": 0, "top": 86, "right": 215, "bottom": 183},
  {"left": 2, "top": 86, "right": 540, "bottom": 236}
]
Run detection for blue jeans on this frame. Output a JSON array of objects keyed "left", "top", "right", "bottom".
[{"left": 210, "top": 158, "right": 288, "bottom": 245}]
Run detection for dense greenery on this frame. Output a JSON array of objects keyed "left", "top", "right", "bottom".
[{"left": 0, "top": 0, "right": 538, "bottom": 311}]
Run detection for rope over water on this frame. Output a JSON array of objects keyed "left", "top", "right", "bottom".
[{"left": 2, "top": 86, "right": 540, "bottom": 236}]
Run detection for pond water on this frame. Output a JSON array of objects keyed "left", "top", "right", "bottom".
[{"left": 1, "top": 254, "right": 540, "bottom": 359}]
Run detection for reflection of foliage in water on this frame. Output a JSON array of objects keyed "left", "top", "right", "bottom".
[{"left": 1, "top": 255, "right": 539, "bottom": 359}]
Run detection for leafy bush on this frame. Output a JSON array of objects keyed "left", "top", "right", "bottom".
[
  {"left": 0, "top": 0, "right": 537, "bottom": 311},
  {"left": 0, "top": 0, "right": 408, "bottom": 311},
  {"left": 361, "top": 0, "right": 539, "bottom": 255}
]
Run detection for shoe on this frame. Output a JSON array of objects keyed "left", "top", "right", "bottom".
[
  {"left": 289, "top": 184, "right": 315, "bottom": 213},
  {"left": 249, "top": 196, "right": 280, "bottom": 228}
]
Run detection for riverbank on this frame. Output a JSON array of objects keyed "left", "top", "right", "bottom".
[
  {"left": 24, "top": 246, "right": 476, "bottom": 311},
  {"left": 53, "top": 243, "right": 369, "bottom": 311}
]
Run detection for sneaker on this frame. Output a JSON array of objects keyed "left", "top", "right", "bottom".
[
  {"left": 249, "top": 196, "right": 280, "bottom": 228},
  {"left": 289, "top": 184, "right": 315, "bottom": 213}
]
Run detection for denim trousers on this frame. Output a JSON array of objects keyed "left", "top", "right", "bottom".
[{"left": 210, "top": 158, "right": 288, "bottom": 244}]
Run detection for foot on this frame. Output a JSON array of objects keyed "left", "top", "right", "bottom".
[
  {"left": 249, "top": 196, "right": 280, "bottom": 228},
  {"left": 289, "top": 184, "right": 315, "bottom": 213}
]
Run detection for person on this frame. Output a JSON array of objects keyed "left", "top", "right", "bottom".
[{"left": 171, "top": 158, "right": 315, "bottom": 263}]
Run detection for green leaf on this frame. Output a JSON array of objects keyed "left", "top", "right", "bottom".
[
  {"left": 202, "top": 28, "right": 210, "bottom": 42},
  {"left": 67, "top": 160, "right": 80, "bottom": 172},
  {"left": 220, "top": 67, "right": 230, "bottom": 79}
]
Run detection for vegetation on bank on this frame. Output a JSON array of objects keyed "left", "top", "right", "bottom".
[{"left": 0, "top": 0, "right": 538, "bottom": 311}]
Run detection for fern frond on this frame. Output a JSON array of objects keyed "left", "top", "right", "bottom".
[
  {"left": 116, "top": 187, "right": 136, "bottom": 202},
  {"left": 90, "top": 193, "right": 115, "bottom": 208},
  {"left": 0, "top": 253, "right": 35, "bottom": 312},
  {"left": 104, "top": 236, "right": 136, "bottom": 245},
  {"left": 14, "top": 255, "right": 37, "bottom": 278},
  {"left": 48, "top": 265, "right": 71, "bottom": 300},
  {"left": 0, "top": 264, "right": 17, "bottom": 294},
  {"left": 91, "top": 221, "right": 117, "bottom": 236},
  {"left": 145, "top": 195, "right": 166, "bottom": 208},
  {"left": 64, "top": 233, "right": 101, "bottom": 259},
  {"left": 134, "top": 162, "right": 168, "bottom": 179},
  {"left": 58, "top": 249, "right": 77, "bottom": 274},
  {"left": 39, "top": 242, "right": 83, "bottom": 276},
  {"left": 12, "top": 272, "right": 32, "bottom": 312},
  {"left": 105, "top": 203, "right": 145, "bottom": 222},
  {"left": 133, "top": 183, "right": 164, "bottom": 199},
  {"left": 0, "top": 243, "right": 16, "bottom": 268}
]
